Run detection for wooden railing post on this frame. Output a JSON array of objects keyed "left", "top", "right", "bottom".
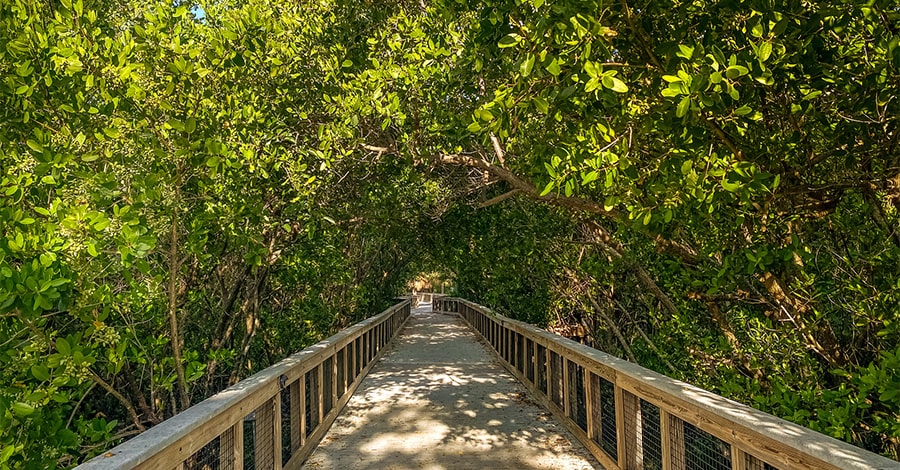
[
  {"left": 233, "top": 420, "right": 244, "bottom": 470},
  {"left": 622, "top": 390, "right": 643, "bottom": 470},
  {"left": 273, "top": 392, "right": 283, "bottom": 470},
  {"left": 299, "top": 372, "right": 306, "bottom": 447},
  {"left": 661, "top": 410, "right": 685, "bottom": 470}
]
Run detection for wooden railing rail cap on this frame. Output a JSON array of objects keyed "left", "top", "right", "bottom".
[{"left": 76, "top": 300, "right": 410, "bottom": 470}]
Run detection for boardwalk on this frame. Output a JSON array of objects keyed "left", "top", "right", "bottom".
[{"left": 303, "top": 306, "right": 598, "bottom": 469}]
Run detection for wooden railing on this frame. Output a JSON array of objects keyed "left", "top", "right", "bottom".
[
  {"left": 435, "top": 297, "right": 899, "bottom": 470},
  {"left": 78, "top": 299, "right": 412, "bottom": 470}
]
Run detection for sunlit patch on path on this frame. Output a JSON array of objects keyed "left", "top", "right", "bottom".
[{"left": 303, "top": 306, "right": 598, "bottom": 469}]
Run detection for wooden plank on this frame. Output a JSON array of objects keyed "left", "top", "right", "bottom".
[
  {"left": 563, "top": 357, "right": 571, "bottom": 418},
  {"left": 615, "top": 385, "right": 627, "bottom": 470},
  {"left": 661, "top": 410, "right": 671, "bottom": 470},
  {"left": 283, "top": 308, "right": 411, "bottom": 470},
  {"left": 455, "top": 308, "right": 620, "bottom": 470},
  {"left": 273, "top": 392, "right": 283, "bottom": 470},
  {"left": 317, "top": 362, "right": 324, "bottom": 424},
  {"left": 586, "top": 367, "right": 594, "bottom": 441},
  {"left": 233, "top": 420, "right": 244, "bottom": 470},
  {"left": 299, "top": 373, "right": 306, "bottom": 447},
  {"left": 732, "top": 446, "right": 747, "bottom": 470},
  {"left": 666, "top": 412, "right": 685, "bottom": 470}
]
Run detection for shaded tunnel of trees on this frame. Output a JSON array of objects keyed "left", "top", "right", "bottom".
[{"left": 1, "top": 0, "right": 899, "bottom": 466}]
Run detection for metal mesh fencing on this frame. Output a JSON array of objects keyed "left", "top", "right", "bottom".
[
  {"left": 745, "top": 454, "right": 780, "bottom": 470},
  {"left": 676, "top": 421, "right": 732, "bottom": 470},
  {"left": 323, "top": 356, "right": 334, "bottom": 416},
  {"left": 185, "top": 427, "right": 235, "bottom": 470},
  {"left": 337, "top": 347, "right": 346, "bottom": 398},
  {"left": 525, "top": 338, "right": 535, "bottom": 383},
  {"left": 536, "top": 344, "right": 547, "bottom": 395},
  {"left": 599, "top": 376, "right": 617, "bottom": 460},
  {"left": 243, "top": 417, "right": 255, "bottom": 470},
  {"left": 280, "top": 387, "right": 292, "bottom": 466},
  {"left": 640, "top": 400, "right": 662, "bottom": 470},
  {"left": 354, "top": 337, "right": 362, "bottom": 376},
  {"left": 243, "top": 400, "right": 274, "bottom": 470},
  {"left": 550, "top": 351, "right": 563, "bottom": 407},
  {"left": 305, "top": 367, "right": 319, "bottom": 438},
  {"left": 516, "top": 333, "right": 525, "bottom": 373},
  {"left": 567, "top": 360, "right": 588, "bottom": 432}
]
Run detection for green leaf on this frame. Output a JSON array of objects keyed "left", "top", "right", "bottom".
[
  {"left": 545, "top": 58, "right": 561, "bottom": 76},
  {"left": 602, "top": 75, "right": 628, "bottom": 93},
  {"left": 26, "top": 140, "right": 43, "bottom": 152},
  {"left": 12, "top": 402, "right": 34, "bottom": 417},
  {"left": 721, "top": 179, "right": 742, "bottom": 192},
  {"left": 758, "top": 41, "right": 773, "bottom": 62},
  {"left": 31, "top": 365, "right": 50, "bottom": 381},
  {"left": 676, "top": 96, "right": 691, "bottom": 117},
  {"left": 498, "top": 34, "right": 520, "bottom": 48},
  {"left": 532, "top": 96, "right": 549, "bottom": 114},
  {"left": 520, "top": 54, "right": 535, "bottom": 77},
  {"left": 734, "top": 105, "right": 753, "bottom": 116},
  {"left": 539, "top": 181, "right": 555, "bottom": 196},
  {"left": 56, "top": 337, "right": 71, "bottom": 355},
  {"left": 725, "top": 65, "right": 749, "bottom": 79},
  {"left": 677, "top": 44, "right": 694, "bottom": 59}
]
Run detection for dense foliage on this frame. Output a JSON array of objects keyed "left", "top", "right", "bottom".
[{"left": 1, "top": 0, "right": 898, "bottom": 466}]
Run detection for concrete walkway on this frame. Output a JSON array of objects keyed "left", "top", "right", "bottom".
[{"left": 303, "top": 306, "right": 598, "bottom": 469}]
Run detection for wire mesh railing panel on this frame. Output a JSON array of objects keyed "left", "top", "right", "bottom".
[
  {"left": 550, "top": 351, "right": 563, "bottom": 407},
  {"left": 243, "top": 417, "right": 256, "bottom": 470},
  {"left": 243, "top": 400, "right": 274, "bottom": 470},
  {"left": 599, "top": 377, "right": 617, "bottom": 461},
  {"left": 185, "top": 427, "right": 235, "bottom": 470},
  {"left": 525, "top": 338, "right": 535, "bottom": 383},
  {"left": 337, "top": 347, "right": 346, "bottom": 398},
  {"left": 323, "top": 356, "right": 334, "bottom": 416},
  {"left": 639, "top": 400, "right": 662, "bottom": 470},
  {"left": 355, "top": 337, "right": 362, "bottom": 376},
  {"left": 280, "top": 387, "right": 292, "bottom": 466},
  {"left": 305, "top": 367, "right": 319, "bottom": 438},
  {"left": 516, "top": 333, "right": 525, "bottom": 373},
  {"left": 567, "top": 360, "right": 587, "bottom": 432},
  {"left": 674, "top": 421, "right": 732, "bottom": 470},
  {"left": 536, "top": 344, "right": 547, "bottom": 395},
  {"left": 492, "top": 321, "right": 498, "bottom": 350},
  {"left": 745, "top": 453, "right": 780, "bottom": 470}
]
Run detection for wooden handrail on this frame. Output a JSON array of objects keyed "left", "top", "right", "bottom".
[
  {"left": 435, "top": 297, "right": 900, "bottom": 470},
  {"left": 77, "top": 299, "right": 412, "bottom": 470}
]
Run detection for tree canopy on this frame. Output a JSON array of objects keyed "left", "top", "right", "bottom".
[{"left": 1, "top": 0, "right": 899, "bottom": 466}]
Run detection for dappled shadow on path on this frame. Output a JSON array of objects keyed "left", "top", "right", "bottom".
[{"left": 303, "top": 309, "right": 597, "bottom": 470}]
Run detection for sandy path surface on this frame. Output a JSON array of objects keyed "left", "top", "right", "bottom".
[{"left": 303, "top": 307, "right": 599, "bottom": 469}]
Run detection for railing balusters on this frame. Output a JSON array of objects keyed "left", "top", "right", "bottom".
[
  {"left": 77, "top": 300, "right": 412, "bottom": 470},
  {"left": 443, "top": 297, "right": 899, "bottom": 470}
]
